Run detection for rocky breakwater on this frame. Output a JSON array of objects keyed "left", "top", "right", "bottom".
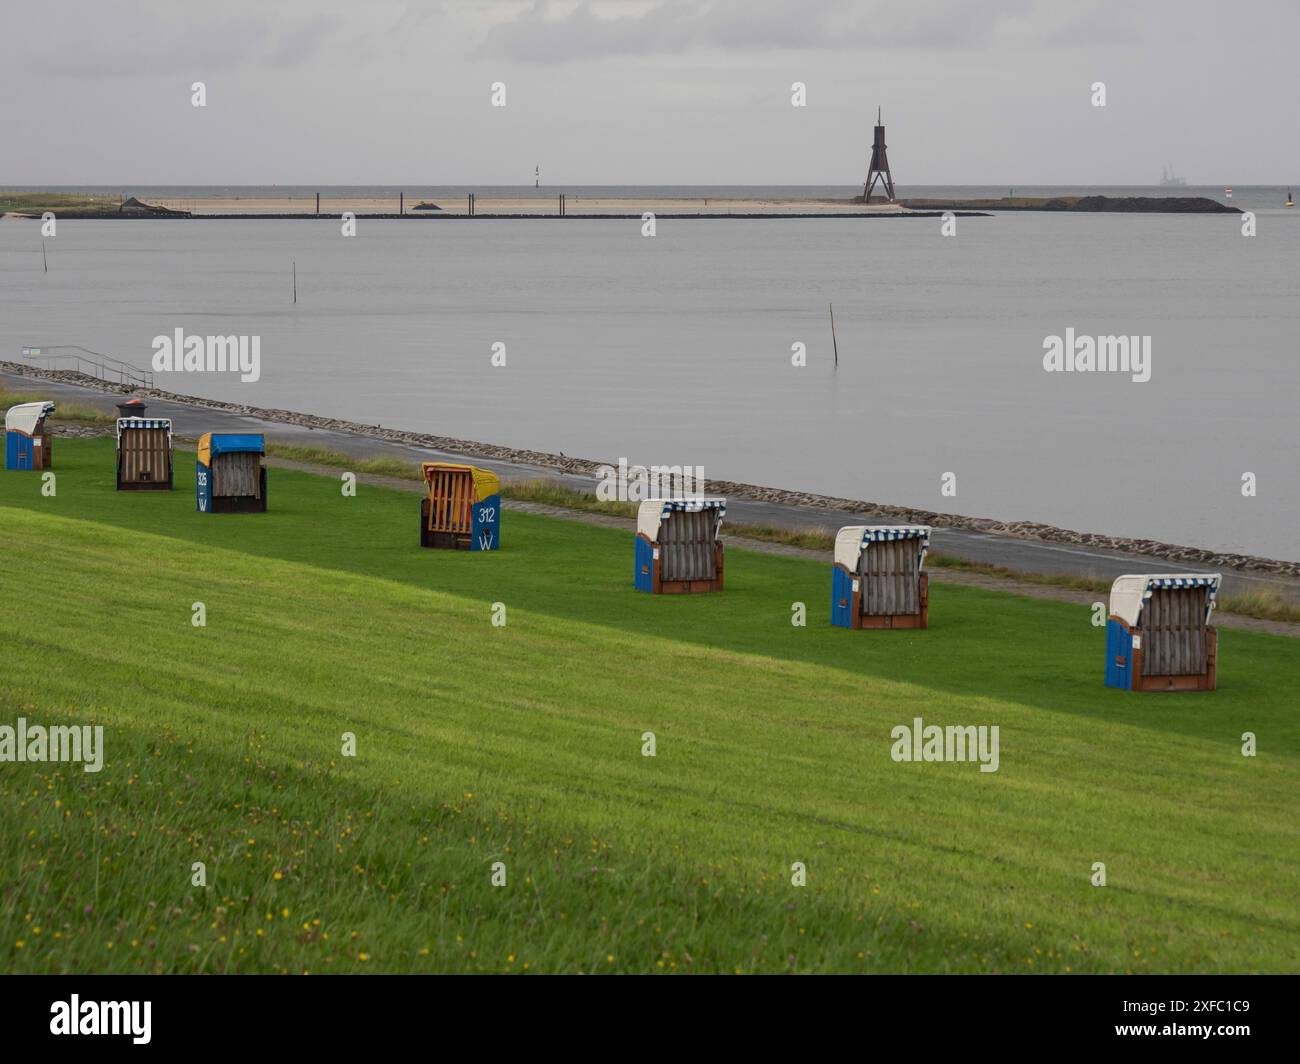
[{"left": 900, "top": 195, "right": 1239, "bottom": 214}]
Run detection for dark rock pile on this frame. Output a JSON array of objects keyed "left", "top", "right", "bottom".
[
  {"left": 1068, "top": 196, "right": 1238, "bottom": 214},
  {"left": 119, "top": 197, "right": 190, "bottom": 216}
]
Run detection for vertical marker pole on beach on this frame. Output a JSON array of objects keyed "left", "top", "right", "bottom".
[
  {"left": 829, "top": 303, "right": 839, "bottom": 369},
  {"left": 315, "top": 192, "right": 320, "bottom": 217},
  {"left": 293, "top": 261, "right": 297, "bottom": 304}
]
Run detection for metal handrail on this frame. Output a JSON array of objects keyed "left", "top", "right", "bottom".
[{"left": 18, "top": 345, "right": 153, "bottom": 389}]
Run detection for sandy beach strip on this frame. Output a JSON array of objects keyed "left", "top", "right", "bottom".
[{"left": 150, "top": 195, "right": 911, "bottom": 217}]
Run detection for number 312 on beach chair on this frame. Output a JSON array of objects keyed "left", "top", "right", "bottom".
[{"left": 419, "top": 462, "right": 500, "bottom": 550}]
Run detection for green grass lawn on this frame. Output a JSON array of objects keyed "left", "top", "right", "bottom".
[
  {"left": 1, "top": 438, "right": 1297, "bottom": 974},
  {"left": 0, "top": 389, "right": 115, "bottom": 425},
  {"left": 0, "top": 191, "right": 131, "bottom": 217}
]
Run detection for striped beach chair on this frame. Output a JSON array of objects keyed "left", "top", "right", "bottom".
[
  {"left": 116, "top": 417, "right": 173, "bottom": 490},
  {"left": 5, "top": 401, "right": 55, "bottom": 471},
  {"left": 1105, "top": 574, "right": 1220, "bottom": 691},
  {"left": 635, "top": 498, "right": 726, "bottom": 593},
  {"left": 831, "top": 525, "right": 930, "bottom": 629}
]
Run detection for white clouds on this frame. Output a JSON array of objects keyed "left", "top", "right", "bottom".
[
  {"left": 0, "top": 0, "right": 1296, "bottom": 184},
  {"left": 1, "top": 1, "right": 346, "bottom": 78},
  {"left": 476, "top": 0, "right": 1141, "bottom": 63}
]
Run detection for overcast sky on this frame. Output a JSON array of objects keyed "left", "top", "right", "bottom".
[{"left": 2, "top": 0, "right": 1295, "bottom": 186}]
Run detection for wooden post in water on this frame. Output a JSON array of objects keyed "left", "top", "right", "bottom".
[
  {"left": 293, "top": 261, "right": 297, "bottom": 304},
  {"left": 42, "top": 241, "right": 48, "bottom": 273},
  {"left": 829, "top": 302, "right": 839, "bottom": 369}
]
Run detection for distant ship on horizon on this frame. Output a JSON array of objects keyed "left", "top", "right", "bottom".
[{"left": 1160, "top": 165, "right": 1187, "bottom": 188}]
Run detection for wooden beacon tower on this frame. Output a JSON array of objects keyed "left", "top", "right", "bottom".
[{"left": 862, "top": 107, "right": 896, "bottom": 202}]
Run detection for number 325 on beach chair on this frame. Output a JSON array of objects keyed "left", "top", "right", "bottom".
[
  {"left": 831, "top": 525, "right": 931, "bottom": 629},
  {"left": 196, "top": 433, "right": 267, "bottom": 513},
  {"left": 1105, "top": 574, "right": 1220, "bottom": 691},
  {"left": 419, "top": 462, "right": 500, "bottom": 550}
]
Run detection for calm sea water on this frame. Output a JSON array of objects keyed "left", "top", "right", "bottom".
[{"left": 2, "top": 195, "right": 1296, "bottom": 559}]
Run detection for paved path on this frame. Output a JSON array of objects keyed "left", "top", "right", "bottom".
[
  {"left": 262, "top": 456, "right": 1299, "bottom": 638},
  {"left": 8, "top": 369, "right": 1298, "bottom": 610}
]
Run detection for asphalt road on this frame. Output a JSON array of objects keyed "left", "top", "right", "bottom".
[{"left": 8, "top": 369, "right": 1297, "bottom": 605}]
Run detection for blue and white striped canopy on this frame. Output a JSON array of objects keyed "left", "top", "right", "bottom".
[
  {"left": 117, "top": 417, "right": 172, "bottom": 430},
  {"left": 1145, "top": 575, "right": 1219, "bottom": 592},
  {"left": 1109, "top": 573, "right": 1221, "bottom": 626},
  {"left": 637, "top": 497, "right": 726, "bottom": 540},
  {"left": 658, "top": 498, "right": 726, "bottom": 516},
  {"left": 835, "top": 525, "right": 931, "bottom": 569},
  {"left": 861, "top": 527, "right": 929, "bottom": 543}
]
